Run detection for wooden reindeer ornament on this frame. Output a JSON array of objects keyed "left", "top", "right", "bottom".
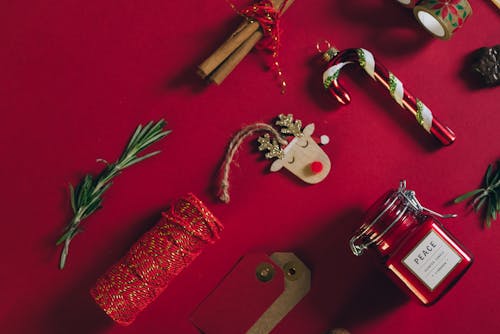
[
  {"left": 258, "top": 114, "right": 331, "bottom": 183},
  {"left": 217, "top": 114, "right": 331, "bottom": 203}
]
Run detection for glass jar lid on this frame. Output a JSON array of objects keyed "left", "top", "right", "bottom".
[{"left": 349, "top": 180, "right": 456, "bottom": 256}]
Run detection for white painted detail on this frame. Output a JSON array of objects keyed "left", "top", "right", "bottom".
[
  {"left": 323, "top": 62, "right": 349, "bottom": 84},
  {"left": 421, "top": 102, "right": 433, "bottom": 132},
  {"left": 361, "top": 49, "right": 376, "bottom": 79},
  {"left": 320, "top": 135, "right": 330, "bottom": 145},
  {"left": 394, "top": 76, "right": 405, "bottom": 107},
  {"left": 403, "top": 230, "right": 461, "bottom": 290},
  {"left": 417, "top": 10, "right": 445, "bottom": 37}
]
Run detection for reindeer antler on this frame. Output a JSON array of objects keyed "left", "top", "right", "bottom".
[
  {"left": 257, "top": 133, "right": 285, "bottom": 159},
  {"left": 276, "top": 114, "right": 303, "bottom": 137}
]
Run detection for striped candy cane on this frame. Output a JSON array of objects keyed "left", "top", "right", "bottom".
[{"left": 322, "top": 48, "right": 456, "bottom": 146}]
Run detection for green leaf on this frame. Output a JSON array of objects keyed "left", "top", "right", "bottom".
[
  {"left": 135, "top": 121, "right": 155, "bottom": 146},
  {"left": 136, "top": 132, "right": 169, "bottom": 153},
  {"left": 488, "top": 202, "right": 496, "bottom": 222},
  {"left": 59, "top": 241, "right": 69, "bottom": 269},
  {"left": 57, "top": 119, "right": 170, "bottom": 269},
  {"left": 147, "top": 120, "right": 166, "bottom": 137},
  {"left": 126, "top": 123, "right": 143, "bottom": 152},
  {"left": 454, "top": 161, "right": 500, "bottom": 228},
  {"left": 81, "top": 198, "right": 103, "bottom": 220},
  {"left": 490, "top": 169, "right": 500, "bottom": 187},
  {"left": 491, "top": 191, "right": 499, "bottom": 214},
  {"left": 121, "top": 151, "right": 161, "bottom": 169},
  {"left": 76, "top": 174, "right": 93, "bottom": 207},
  {"left": 56, "top": 228, "right": 71, "bottom": 245},
  {"left": 485, "top": 197, "right": 497, "bottom": 228},
  {"left": 484, "top": 164, "right": 493, "bottom": 186},
  {"left": 93, "top": 182, "right": 112, "bottom": 199},
  {"left": 474, "top": 197, "right": 487, "bottom": 212},
  {"left": 454, "top": 189, "right": 483, "bottom": 203},
  {"left": 69, "top": 184, "right": 76, "bottom": 214}
]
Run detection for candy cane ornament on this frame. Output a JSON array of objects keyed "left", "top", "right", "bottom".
[{"left": 322, "top": 46, "right": 456, "bottom": 146}]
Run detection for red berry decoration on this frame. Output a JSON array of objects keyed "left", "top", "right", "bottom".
[{"left": 310, "top": 161, "right": 323, "bottom": 174}]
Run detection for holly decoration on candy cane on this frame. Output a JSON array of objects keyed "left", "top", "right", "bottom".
[
  {"left": 321, "top": 45, "right": 456, "bottom": 146},
  {"left": 217, "top": 114, "right": 331, "bottom": 203}
]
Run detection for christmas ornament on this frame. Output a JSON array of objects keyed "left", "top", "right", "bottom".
[
  {"left": 57, "top": 120, "right": 171, "bottom": 269},
  {"left": 217, "top": 114, "right": 331, "bottom": 203},
  {"left": 198, "top": 0, "right": 294, "bottom": 93},
  {"left": 320, "top": 44, "right": 456, "bottom": 146},
  {"left": 350, "top": 180, "right": 473, "bottom": 305},
  {"left": 470, "top": 45, "right": 500, "bottom": 87},
  {"left": 90, "top": 193, "right": 222, "bottom": 325},
  {"left": 454, "top": 160, "right": 500, "bottom": 227},
  {"left": 191, "top": 252, "right": 310, "bottom": 334},
  {"left": 394, "top": 0, "right": 472, "bottom": 40}
]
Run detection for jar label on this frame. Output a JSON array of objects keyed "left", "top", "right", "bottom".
[{"left": 402, "top": 230, "right": 462, "bottom": 290}]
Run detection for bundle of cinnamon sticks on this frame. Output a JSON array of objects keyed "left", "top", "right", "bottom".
[{"left": 198, "top": 0, "right": 294, "bottom": 85}]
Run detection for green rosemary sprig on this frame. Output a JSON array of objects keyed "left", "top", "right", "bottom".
[
  {"left": 454, "top": 161, "right": 500, "bottom": 228},
  {"left": 57, "top": 120, "right": 171, "bottom": 269}
]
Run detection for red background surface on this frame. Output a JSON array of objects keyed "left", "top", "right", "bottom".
[{"left": 1, "top": 1, "right": 499, "bottom": 333}]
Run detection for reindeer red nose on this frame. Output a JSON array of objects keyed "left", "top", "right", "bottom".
[{"left": 310, "top": 161, "right": 323, "bottom": 174}]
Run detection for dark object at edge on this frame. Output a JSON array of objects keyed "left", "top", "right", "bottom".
[{"left": 471, "top": 45, "right": 500, "bottom": 87}]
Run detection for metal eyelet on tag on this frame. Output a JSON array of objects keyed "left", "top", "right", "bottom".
[
  {"left": 191, "top": 252, "right": 311, "bottom": 334},
  {"left": 256, "top": 262, "right": 275, "bottom": 282},
  {"left": 283, "top": 261, "right": 302, "bottom": 281}
]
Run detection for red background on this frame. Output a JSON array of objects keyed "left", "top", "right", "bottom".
[{"left": 1, "top": 1, "right": 499, "bottom": 333}]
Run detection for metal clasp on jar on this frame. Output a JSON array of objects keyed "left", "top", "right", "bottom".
[{"left": 349, "top": 180, "right": 456, "bottom": 256}]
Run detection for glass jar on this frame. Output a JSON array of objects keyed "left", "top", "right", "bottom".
[{"left": 349, "top": 180, "right": 473, "bottom": 305}]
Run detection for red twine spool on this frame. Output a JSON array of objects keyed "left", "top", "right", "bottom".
[{"left": 90, "top": 193, "right": 223, "bottom": 325}]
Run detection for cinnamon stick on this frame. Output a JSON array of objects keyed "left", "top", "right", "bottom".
[
  {"left": 198, "top": 21, "right": 260, "bottom": 79},
  {"left": 198, "top": 0, "right": 294, "bottom": 81},
  {"left": 209, "top": 30, "right": 264, "bottom": 85}
]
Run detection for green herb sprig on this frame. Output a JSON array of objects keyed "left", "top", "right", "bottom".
[
  {"left": 454, "top": 161, "right": 500, "bottom": 228},
  {"left": 57, "top": 120, "right": 171, "bottom": 269}
]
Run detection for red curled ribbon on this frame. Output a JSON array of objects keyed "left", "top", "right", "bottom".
[
  {"left": 90, "top": 193, "right": 223, "bottom": 325},
  {"left": 228, "top": 0, "right": 290, "bottom": 92},
  {"left": 241, "top": 0, "right": 285, "bottom": 51}
]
